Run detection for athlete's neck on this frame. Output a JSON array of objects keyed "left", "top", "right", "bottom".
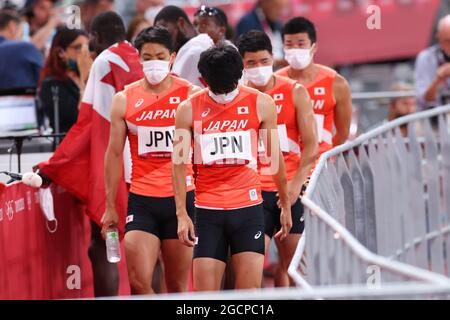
[
  {"left": 288, "top": 63, "right": 318, "bottom": 85},
  {"left": 249, "top": 75, "right": 276, "bottom": 93},
  {"left": 142, "top": 75, "right": 173, "bottom": 95}
]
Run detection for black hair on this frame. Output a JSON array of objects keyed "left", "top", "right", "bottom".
[
  {"left": 194, "top": 6, "right": 228, "bottom": 28},
  {"left": 0, "top": 9, "right": 20, "bottom": 30},
  {"left": 236, "top": 30, "right": 272, "bottom": 57},
  {"left": 154, "top": 5, "right": 190, "bottom": 25},
  {"left": 198, "top": 44, "right": 243, "bottom": 94},
  {"left": 134, "top": 26, "right": 173, "bottom": 53},
  {"left": 282, "top": 17, "right": 317, "bottom": 43},
  {"left": 90, "top": 11, "right": 126, "bottom": 44}
]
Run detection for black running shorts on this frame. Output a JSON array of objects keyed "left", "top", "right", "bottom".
[
  {"left": 125, "top": 191, "right": 195, "bottom": 240},
  {"left": 194, "top": 204, "right": 265, "bottom": 262}
]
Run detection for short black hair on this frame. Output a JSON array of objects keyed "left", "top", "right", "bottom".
[
  {"left": 90, "top": 11, "right": 126, "bottom": 43},
  {"left": 282, "top": 17, "right": 317, "bottom": 43},
  {"left": 194, "top": 6, "right": 228, "bottom": 27},
  {"left": 154, "top": 5, "right": 190, "bottom": 25},
  {"left": 134, "top": 26, "right": 173, "bottom": 53},
  {"left": 198, "top": 44, "right": 243, "bottom": 94},
  {"left": 236, "top": 30, "right": 272, "bottom": 57},
  {"left": 0, "top": 10, "right": 20, "bottom": 30}
]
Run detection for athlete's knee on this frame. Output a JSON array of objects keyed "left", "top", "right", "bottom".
[
  {"left": 235, "top": 276, "right": 262, "bottom": 289},
  {"left": 277, "top": 257, "right": 291, "bottom": 272},
  {"left": 128, "top": 270, "right": 153, "bottom": 295},
  {"left": 165, "top": 276, "right": 188, "bottom": 293}
]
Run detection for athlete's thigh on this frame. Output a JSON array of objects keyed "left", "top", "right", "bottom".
[
  {"left": 193, "top": 257, "right": 226, "bottom": 291},
  {"left": 124, "top": 231, "right": 161, "bottom": 284},
  {"left": 231, "top": 251, "right": 264, "bottom": 289},
  {"left": 227, "top": 205, "right": 265, "bottom": 289},
  {"left": 161, "top": 239, "right": 193, "bottom": 292},
  {"left": 193, "top": 207, "right": 228, "bottom": 291}
]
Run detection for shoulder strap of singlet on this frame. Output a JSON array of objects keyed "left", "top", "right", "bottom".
[{"left": 316, "top": 64, "right": 337, "bottom": 79}]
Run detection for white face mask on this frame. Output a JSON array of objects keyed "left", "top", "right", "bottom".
[
  {"left": 142, "top": 60, "right": 170, "bottom": 85},
  {"left": 244, "top": 65, "right": 273, "bottom": 86},
  {"left": 208, "top": 87, "right": 240, "bottom": 104},
  {"left": 284, "top": 45, "right": 315, "bottom": 70},
  {"left": 39, "top": 187, "right": 58, "bottom": 233}
]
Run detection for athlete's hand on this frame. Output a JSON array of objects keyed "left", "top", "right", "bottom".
[
  {"left": 101, "top": 206, "right": 119, "bottom": 240},
  {"left": 275, "top": 204, "right": 292, "bottom": 241},
  {"left": 177, "top": 211, "right": 196, "bottom": 247}
]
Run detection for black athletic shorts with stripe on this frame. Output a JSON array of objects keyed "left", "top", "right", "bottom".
[
  {"left": 193, "top": 204, "right": 265, "bottom": 262},
  {"left": 125, "top": 191, "right": 195, "bottom": 240}
]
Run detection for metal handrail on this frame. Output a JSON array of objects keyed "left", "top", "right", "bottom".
[
  {"left": 305, "top": 104, "right": 450, "bottom": 197},
  {"left": 351, "top": 90, "right": 415, "bottom": 101},
  {"left": 293, "top": 104, "right": 450, "bottom": 292}
]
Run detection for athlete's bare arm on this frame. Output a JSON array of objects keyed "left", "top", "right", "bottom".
[
  {"left": 172, "top": 99, "right": 196, "bottom": 247},
  {"left": 289, "top": 84, "right": 318, "bottom": 203},
  {"left": 257, "top": 93, "right": 292, "bottom": 240},
  {"left": 101, "top": 92, "right": 127, "bottom": 237},
  {"left": 332, "top": 74, "right": 352, "bottom": 146}
]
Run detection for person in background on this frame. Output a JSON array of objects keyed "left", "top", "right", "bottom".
[
  {"left": 79, "top": 0, "right": 115, "bottom": 32},
  {"left": 154, "top": 5, "right": 214, "bottom": 87},
  {"left": 236, "top": 0, "right": 289, "bottom": 67},
  {"left": 388, "top": 82, "right": 417, "bottom": 137},
  {"left": 0, "top": 9, "right": 43, "bottom": 90},
  {"left": 135, "top": 0, "right": 164, "bottom": 25},
  {"left": 39, "top": 27, "right": 91, "bottom": 134},
  {"left": 415, "top": 14, "right": 450, "bottom": 110},
  {"left": 193, "top": 5, "right": 231, "bottom": 45},
  {"left": 126, "top": 15, "right": 151, "bottom": 43},
  {"left": 22, "top": 0, "right": 60, "bottom": 53}
]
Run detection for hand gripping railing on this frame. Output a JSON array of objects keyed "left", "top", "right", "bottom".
[{"left": 290, "top": 104, "right": 450, "bottom": 298}]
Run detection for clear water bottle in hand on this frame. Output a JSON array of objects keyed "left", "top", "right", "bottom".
[{"left": 106, "top": 225, "right": 120, "bottom": 263}]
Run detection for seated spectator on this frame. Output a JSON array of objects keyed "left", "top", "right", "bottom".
[
  {"left": 0, "top": 10, "right": 43, "bottom": 90},
  {"left": 39, "top": 27, "right": 90, "bottom": 134},
  {"left": 126, "top": 15, "right": 150, "bottom": 43},
  {"left": 415, "top": 14, "right": 450, "bottom": 110}
]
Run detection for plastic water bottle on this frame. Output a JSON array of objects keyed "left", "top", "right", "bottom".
[{"left": 106, "top": 226, "right": 121, "bottom": 263}]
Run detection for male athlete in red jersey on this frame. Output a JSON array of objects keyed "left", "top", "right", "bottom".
[
  {"left": 237, "top": 30, "right": 317, "bottom": 287},
  {"left": 102, "top": 26, "right": 200, "bottom": 294},
  {"left": 172, "top": 45, "right": 292, "bottom": 291},
  {"left": 276, "top": 17, "right": 352, "bottom": 155}
]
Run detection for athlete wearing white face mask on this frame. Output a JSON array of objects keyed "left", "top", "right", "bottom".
[
  {"left": 276, "top": 17, "right": 352, "bottom": 157},
  {"left": 284, "top": 44, "right": 315, "bottom": 70},
  {"left": 237, "top": 30, "right": 318, "bottom": 289},
  {"left": 103, "top": 26, "right": 201, "bottom": 295},
  {"left": 274, "top": 17, "right": 352, "bottom": 287},
  {"left": 142, "top": 59, "right": 171, "bottom": 85}
]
